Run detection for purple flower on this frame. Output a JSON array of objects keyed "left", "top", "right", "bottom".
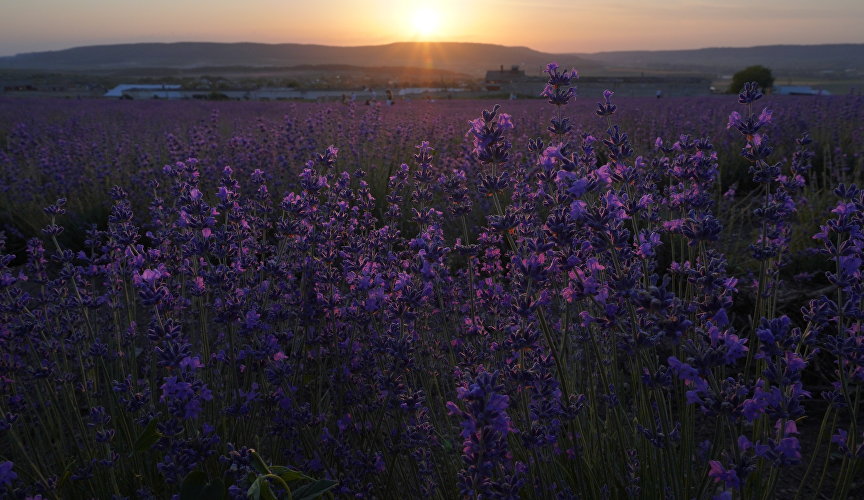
[
  {"left": 179, "top": 356, "right": 204, "bottom": 371},
  {"left": 450, "top": 370, "right": 523, "bottom": 498},
  {"left": 738, "top": 81, "right": 763, "bottom": 103},
  {"left": 755, "top": 437, "right": 802, "bottom": 465},
  {"left": 497, "top": 113, "right": 514, "bottom": 131},
  {"left": 160, "top": 376, "right": 213, "bottom": 419},
  {"left": 541, "top": 62, "right": 579, "bottom": 105},
  {"left": 832, "top": 428, "right": 848, "bottom": 448},
  {"left": 635, "top": 230, "right": 662, "bottom": 258},
  {"left": 466, "top": 104, "right": 513, "bottom": 165},
  {"left": 708, "top": 460, "right": 740, "bottom": 489},
  {"left": 776, "top": 438, "right": 801, "bottom": 461},
  {"left": 667, "top": 356, "right": 700, "bottom": 383},
  {"left": 596, "top": 89, "right": 617, "bottom": 116},
  {"left": 0, "top": 461, "right": 16, "bottom": 487},
  {"left": 784, "top": 352, "right": 806, "bottom": 372},
  {"left": 720, "top": 331, "right": 749, "bottom": 364}
]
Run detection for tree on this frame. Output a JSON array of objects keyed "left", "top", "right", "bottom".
[{"left": 728, "top": 65, "right": 774, "bottom": 94}]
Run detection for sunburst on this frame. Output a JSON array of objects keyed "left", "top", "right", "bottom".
[{"left": 410, "top": 7, "right": 441, "bottom": 39}]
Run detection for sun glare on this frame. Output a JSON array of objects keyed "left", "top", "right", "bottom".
[{"left": 410, "top": 7, "right": 441, "bottom": 39}]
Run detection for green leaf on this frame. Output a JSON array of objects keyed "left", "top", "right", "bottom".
[
  {"left": 249, "top": 478, "right": 277, "bottom": 500},
  {"left": 57, "top": 465, "right": 73, "bottom": 489},
  {"left": 248, "top": 477, "right": 262, "bottom": 500},
  {"left": 293, "top": 479, "right": 338, "bottom": 500},
  {"left": 250, "top": 451, "right": 271, "bottom": 475},
  {"left": 269, "top": 466, "right": 310, "bottom": 483},
  {"left": 180, "top": 471, "right": 208, "bottom": 500},
  {"left": 260, "top": 480, "right": 277, "bottom": 500},
  {"left": 441, "top": 438, "right": 453, "bottom": 452},
  {"left": 132, "top": 418, "right": 161, "bottom": 453}
]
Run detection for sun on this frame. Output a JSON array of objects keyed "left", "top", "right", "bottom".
[{"left": 410, "top": 7, "right": 441, "bottom": 39}]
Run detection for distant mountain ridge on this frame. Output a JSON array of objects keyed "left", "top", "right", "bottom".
[
  {"left": 577, "top": 44, "right": 864, "bottom": 73},
  {"left": 0, "top": 42, "right": 596, "bottom": 76},
  {"left": 0, "top": 41, "right": 861, "bottom": 76}
]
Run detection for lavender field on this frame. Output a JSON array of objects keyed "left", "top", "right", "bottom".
[{"left": 1, "top": 69, "right": 863, "bottom": 499}]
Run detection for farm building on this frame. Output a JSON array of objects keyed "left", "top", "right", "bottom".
[
  {"left": 484, "top": 65, "right": 532, "bottom": 91},
  {"left": 104, "top": 84, "right": 183, "bottom": 99},
  {"left": 774, "top": 85, "right": 831, "bottom": 96}
]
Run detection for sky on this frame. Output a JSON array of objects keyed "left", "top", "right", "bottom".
[{"left": 1, "top": 0, "right": 863, "bottom": 57}]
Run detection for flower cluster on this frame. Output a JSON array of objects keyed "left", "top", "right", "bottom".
[{"left": 0, "top": 75, "right": 861, "bottom": 499}]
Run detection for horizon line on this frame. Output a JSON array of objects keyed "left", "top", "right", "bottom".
[{"left": 4, "top": 39, "right": 864, "bottom": 58}]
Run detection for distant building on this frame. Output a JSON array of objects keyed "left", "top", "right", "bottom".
[
  {"left": 775, "top": 85, "right": 831, "bottom": 96},
  {"left": 484, "top": 65, "right": 532, "bottom": 91},
  {"left": 104, "top": 84, "right": 183, "bottom": 98},
  {"left": 101, "top": 85, "right": 421, "bottom": 101},
  {"left": 3, "top": 84, "right": 37, "bottom": 92}
]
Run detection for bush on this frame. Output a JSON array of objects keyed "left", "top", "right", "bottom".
[{"left": 728, "top": 65, "right": 775, "bottom": 94}]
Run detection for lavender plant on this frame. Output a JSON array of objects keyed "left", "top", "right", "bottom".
[{"left": 0, "top": 71, "right": 862, "bottom": 499}]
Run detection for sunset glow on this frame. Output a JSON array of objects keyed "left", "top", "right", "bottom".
[
  {"left": 0, "top": 0, "right": 861, "bottom": 56},
  {"left": 410, "top": 7, "right": 441, "bottom": 39}
]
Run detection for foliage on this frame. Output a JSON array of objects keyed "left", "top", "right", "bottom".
[{"left": 728, "top": 65, "right": 775, "bottom": 94}]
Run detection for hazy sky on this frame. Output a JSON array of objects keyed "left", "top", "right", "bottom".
[{"left": 1, "top": 0, "right": 862, "bottom": 56}]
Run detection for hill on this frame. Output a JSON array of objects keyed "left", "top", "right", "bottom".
[
  {"left": 2, "top": 42, "right": 860, "bottom": 81},
  {"left": 0, "top": 42, "right": 597, "bottom": 77},
  {"left": 576, "top": 44, "right": 864, "bottom": 75}
]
